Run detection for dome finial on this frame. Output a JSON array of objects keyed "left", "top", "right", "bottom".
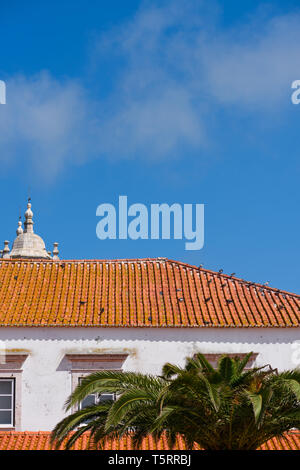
[
  {"left": 24, "top": 198, "right": 34, "bottom": 234},
  {"left": 52, "top": 242, "right": 60, "bottom": 260},
  {"left": 16, "top": 216, "right": 23, "bottom": 236},
  {"left": 2, "top": 241, "right": 10, "bottom": 259}
]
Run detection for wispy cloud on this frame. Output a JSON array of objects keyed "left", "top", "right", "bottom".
[
  {"left": 202, "top": 13, "right": 300, "bottom": 107},
  {"left": 91, "top": 2, "right": 300, "bottom": 158},
  {"left": 0, "top": 1, "right": 299, "bottom": 180},
  {"left": 0, "top": 72, "right": 93, "bottom": 179}
]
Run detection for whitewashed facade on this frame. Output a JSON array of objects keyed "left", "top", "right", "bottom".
[{"left": 0, "top": 326, "right": 299, "bottom": 431}]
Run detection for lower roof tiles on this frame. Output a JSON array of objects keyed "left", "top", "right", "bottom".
[{"left": 0, "top": 431, "right": 299, "bottom": 450}]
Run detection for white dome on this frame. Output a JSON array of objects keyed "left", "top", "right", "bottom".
[
  {"left": 10, "top": 231, "right": 51, "bottom": 259},
  {"left": 1, "top": 200, "right": 56, "bottom": 260}
]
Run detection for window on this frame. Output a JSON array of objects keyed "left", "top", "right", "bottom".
[
  {"left": 200, "top": 353, "right": 258, "bottom": 369},
  {"left": 78, "top": 377, "right": 115, "bottom": 410},
  {"left": 65, "top": 353, "right": 128, "bottom": 415},
  {"left": 0, "top": 354, "right": 28, "bottom": 431},
  {"left": 0, "top": 378, "right": 14, "bottom": 427}
]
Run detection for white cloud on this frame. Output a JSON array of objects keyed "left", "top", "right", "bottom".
[
  {"left": 93, "top": 2, "right": 300, "bottom": 159},
  {"left": 0, "top": 2, "right": 300, "bottom": 180},
  {"left": 97, "top": 87, "right": 204, "bottom": 159},
  {"left": 202, "top": 14, "right": 300, "bottom": 107},
  {"left": 0, "top": 72, "right": 92, "bottom": 179}
]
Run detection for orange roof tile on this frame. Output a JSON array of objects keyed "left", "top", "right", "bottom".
[
  {"left": 0, "top": 431, "right": 299, "bottom": 450},
  {"left": 0, "top": 258, "right": 299, "bottom": 328}
]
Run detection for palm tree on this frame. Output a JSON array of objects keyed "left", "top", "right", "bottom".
[{"left": 51, "top": 353, "right": 300, "bottom": 450}]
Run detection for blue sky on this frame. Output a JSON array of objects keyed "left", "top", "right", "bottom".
[{"left": 0, "top": 0, "right": 300, "bottom": 293}]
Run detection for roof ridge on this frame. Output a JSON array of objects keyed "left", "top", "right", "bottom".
[
  {"left": 1, "top": 430, "right": 300, "bottom": 436},
  {"left": 0, "top": 257, "right": 299, "bottom": 298},
  {"left": 166, "top": 259, "right": 300, "bottom": 299},
  {"left": 0, "top": 431, "right": 50, "bottom": 435},
  {"left": 0, "top": 257, "right": 164, "bottom": 263}
]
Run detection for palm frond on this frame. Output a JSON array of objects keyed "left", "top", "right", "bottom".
[{"left": 51, "top": 352, "right": 300, "bottom": 451}]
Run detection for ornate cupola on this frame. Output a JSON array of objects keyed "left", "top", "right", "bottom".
[{"left": 1, "top": 199, "right": 60, "bottom": 260}]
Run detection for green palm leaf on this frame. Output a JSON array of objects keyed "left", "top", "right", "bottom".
[{"left": 51, "top": 353, "right": 300, "bottom": 450}]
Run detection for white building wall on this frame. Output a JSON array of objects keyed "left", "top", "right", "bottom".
[{"left": 0, "top": 327, "right": 299, "bottom": 431}]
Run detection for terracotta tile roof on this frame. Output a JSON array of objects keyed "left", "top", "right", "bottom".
[
  {"left": 0, "top": 431, "right": 299, "bottom": 450},
  {"left": 0, "top": 258, "right": 299, "bottom": 328}
]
